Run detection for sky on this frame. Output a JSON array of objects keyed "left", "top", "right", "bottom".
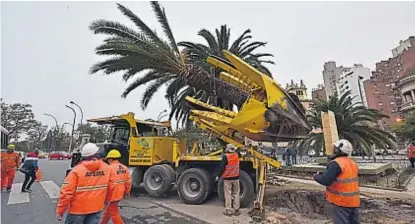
[{"left": 1, "top": 1, "right": 415, "bottom": 131}]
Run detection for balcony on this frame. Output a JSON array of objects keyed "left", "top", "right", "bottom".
[{"left": 401, "top": 102, "right": 415, "bottom": 112}]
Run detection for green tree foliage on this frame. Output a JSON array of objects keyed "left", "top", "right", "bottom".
[
  {"left": 297, "top": 91, "right": 396, "bottom": 155},
  {"left": 390, "top": 114, "right": 415, "bottom": 143},
  {"left": 76, "top": 123, "right": 111, "bottom": 143},
  {"left": 26, "top": 121, "right": 48, "bottom": 149},
  {"left": 89, "top": 2, "right": 273, "bottom": 127},
  {"left": 1, "top": 99, "right": 36, "bottom": 141}
]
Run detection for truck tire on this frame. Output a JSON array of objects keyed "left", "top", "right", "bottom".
[
  {"left": 131, "top": 167, "right": 143, "bottom": 189},
  {"left": 161, "top": 164, "right": 176, "bottom": 184},
  {"left": 217, "top": 170, "right": 255, "bottom": 208},
  {"left": 177, "top": 168, "right": 212, "bottom": 205},
  {"left": 143, "top": 165, "right": 174, "bottom": 197}
]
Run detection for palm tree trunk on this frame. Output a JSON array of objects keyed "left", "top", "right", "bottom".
[{"left": 184, "top": 65, "right": 249, "bottom": 107}]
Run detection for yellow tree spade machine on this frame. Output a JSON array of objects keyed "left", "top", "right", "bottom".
[{"left": 68, "top": 50, "right": 311, "bottom": 220}]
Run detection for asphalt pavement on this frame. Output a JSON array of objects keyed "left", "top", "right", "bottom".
[{"left": 0, "top": 159, "right": 200, "bottom": 224}]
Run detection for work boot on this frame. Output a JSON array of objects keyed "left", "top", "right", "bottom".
[
  {"left": 223, "top": 212, "right": 233, "bottom": 217},
  {"left": 234, "top": 209, "right": 241, "bottom": 216},
  {"left": 6, "top": 188, "right": 11, "bottom": 193},
  {"left": 25, "top": 189, "right": 32, "bottom": 193}
]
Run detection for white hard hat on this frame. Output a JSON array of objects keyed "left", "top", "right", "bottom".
[
  {"left": 226, "top": 144, "right": 236, "bottom": 152},
  {"left": 81, "top": 143, "right": 99, "bottom": 157},
  {"left": 334, "top": 139, "right": 353, "bottom": 155}
]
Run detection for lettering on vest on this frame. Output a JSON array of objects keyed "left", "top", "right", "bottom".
[{"left": 85, "top": 170, "right": 105, "bottom": 177}]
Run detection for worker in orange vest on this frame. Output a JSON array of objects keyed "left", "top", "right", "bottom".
[
  {"left": 101, "top": 149, "right": 131, "bottom": 224},
  {"left": 56, "top": 143, "right": 116, "bottom": 223},
  {"left": 215, "top": 144, "right": 240, "bottom": 217},
  {"left": 314, "top": 139, "right": 360, "bottom": 224},
  {"left": 1, "top": 144, "right": 21, "bottom": 192},
  {"left": 408, "top": 142, "right": 415, "bottom": 169}
]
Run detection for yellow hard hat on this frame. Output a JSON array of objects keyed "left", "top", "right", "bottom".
[
  {"left": 8, "top": 144, "right": 15, "bottom": 149},
  {"left": 106, "top": 149, "right": 121, "bottom": 159}
]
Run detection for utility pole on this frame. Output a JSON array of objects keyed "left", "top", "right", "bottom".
[{"left": 65, "top": 105, "right": 77, "bottom": 153}]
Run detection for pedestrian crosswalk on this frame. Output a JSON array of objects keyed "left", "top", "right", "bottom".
[{"left": 4, "top": 180, "right": 61, "bottom": 205}]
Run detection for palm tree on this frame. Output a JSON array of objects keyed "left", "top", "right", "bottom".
[
  {"left": 89, "top": 2, "right": 271, "bottom": 124},
  {"left": 168, "top": 25, "right": 274, "bottom": 125},
  {"left": 297, "top": 91, "right": 396, "bottom": 156}
]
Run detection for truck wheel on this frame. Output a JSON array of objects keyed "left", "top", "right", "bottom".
[
  {"left": 217, "top": 170, "right": 255, "bottom": 208},
  {"left": 130, "top": 167, "right": 143, "bottom": 189},
  {"left": 143, "top": 165, "right": 174, "bottom": 197},
  {"left": 161, "top": 164, "right": 176, "bottom": 184},
  {"left": 177, "top": 168, "right": 212, "bottom": 205}
]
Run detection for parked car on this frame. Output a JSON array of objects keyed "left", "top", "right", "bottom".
[{"left": 49, "top": 151, "right": 72, "bottom": 160}]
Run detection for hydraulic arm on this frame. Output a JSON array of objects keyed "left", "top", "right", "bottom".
[{"left": 185, "top": 50, "right": 312, "bottom": 221}]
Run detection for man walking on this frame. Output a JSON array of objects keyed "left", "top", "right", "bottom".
[
  {"left": 1, "top": 144, "right": 20, "bottom": 192},
  {"left": 21, "top": 150, "right": 39, "bottom": 192},
  {"left": 101, "top": 149, "right": 131, "bottom": 224},
  {"left": 313, "top": 139, "right": 360, "bottom": 224},
  {"left": 216, "top": 144, "right": 240, "bottom": 216},
  {"left": 408, "top": 142, "right": 415, "bottom": 169},
  {"left": 56, "top": 143, "right": 115, "bottom": 224}
]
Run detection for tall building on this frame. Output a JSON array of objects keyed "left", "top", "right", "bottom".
[
  {"left": 285, "top": 80, "right": 313, "bottom": 111},
  {"left": 312, "top": 84, "right": 327, "bottom": 101},
  {"left": 337, "top": 64, "right": 371, "bottom": 107},
  {"left": 364, "top": 36, "right": 415, "bottom": 124},
  {"left": 322, "top": 61, "right": 350, "bottom": 98}
]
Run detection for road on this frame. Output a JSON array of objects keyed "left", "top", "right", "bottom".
[{"left": 1, "top": 159, "right": 201, "bottom": 224}]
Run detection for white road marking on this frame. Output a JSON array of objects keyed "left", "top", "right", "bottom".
[
  {"left": 7, "top": 183, "right": 30, "bottom": 205},
  {"left": 40, "top": 181, "right": 60, "bottom": 199}
]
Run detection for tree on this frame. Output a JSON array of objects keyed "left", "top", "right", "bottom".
[
  {"left": 390, "top": 114, "right": 415, "bottom": 143},
  {"left": 1, "top": 99, "right": 36, "bottom": 141},
  {"left": 26, "top": 121, "right": 48, "bottom": 149},
  {"left": 76, "top": 123, "right": 111, "bottom": 143},
  {"left": 169, "top": 25, "right": 274, "bottom": 125},
  {"left": 89, "top": 2, "right": 256, "bottom": 126},
  {"left": 297, "top": 91, "right": 396, "bottom": 155}
]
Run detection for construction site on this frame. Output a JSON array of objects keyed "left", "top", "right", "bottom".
[{"left": 67, "top": 51, "right": 415, "bottom": 224}]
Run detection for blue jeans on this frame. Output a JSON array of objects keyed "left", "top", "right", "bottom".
[
  {"left": 65, "top": 211, "right": 102, "bottom": 224},
  {"left": 331, "top": 205, "right": 360, "bottom": 224}
]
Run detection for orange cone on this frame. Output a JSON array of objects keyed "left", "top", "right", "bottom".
[{"left": 36, "top": 168, "right": 42, "bottom": 182}]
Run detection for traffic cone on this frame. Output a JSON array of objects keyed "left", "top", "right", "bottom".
[{"left": 36, "top": 168, "right": 42, "bottom": 182}]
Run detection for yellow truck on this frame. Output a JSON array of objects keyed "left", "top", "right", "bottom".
[{"left": 69, "top": 50, "right": 311, "bottom": 220}]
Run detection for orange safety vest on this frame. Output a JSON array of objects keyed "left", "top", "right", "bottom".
[
  {"left": 222, "top": 152, "right": 239, "bottom": 178},
  {"left": 408, "top": 145, "right": 415, "bottom": 159},
  {"left": 56, "top": 159, "right": 115, "bottom": 215},
  {"left": 107, "top": 160, "right": 132, "bottom": 202},
  {"left": 326, "top": 156, "right": 360, "bottom": 208},
  {"left": 1, "top": 151, "right": 20, "bottom": 170}
]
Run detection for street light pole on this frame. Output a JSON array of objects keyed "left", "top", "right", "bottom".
[
  {"left": 70, "top": 101, "right": 83, "bottom": 136},
  {"left": 43, "top": 113, "right": 59, "bottom": 151},
  {"left": 65, "top": 105, "right": 77, "bottom": 153},
  {"left": 157, "top": 110, "right": 168, "bottom": 121}
]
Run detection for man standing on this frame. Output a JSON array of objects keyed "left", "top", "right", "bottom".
[
  {"left": 1, "top": 144, "right": 20, "bottom": 192},
  {"left": 408, "top": 142, "right": 415, "bottom": 169},
  {"left": 313, "top": 139, "right": 360, "bottom": 224},
  {"left": 56, "top": 143, "right": 115, "bottom": 224},
  {"left": 216, "top": 144, "right": 240, "bottom": 217},
  {"left": 101, "top": 149, "right": 131, "bottom": 224}
]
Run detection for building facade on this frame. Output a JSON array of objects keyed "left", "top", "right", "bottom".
[
  {"left": 364, "top": 37, "right": 415, "bottom": 124},
  {"left": 322, "top": 61, "right": 350, "bottom": 98},
  {"left": 337, "top": 64, "right": 371, "bottom": 107},
  {"left": 311, "top": 84, "right": 327, "bottom": 101},
  {"left": 285, "top": 79, "right": 313, "bottom": 111},
  {"left": 396, "top": 71, "right": 415, "bottom": 116}
]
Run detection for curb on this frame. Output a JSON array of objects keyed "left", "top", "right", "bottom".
[{"left": 151, "top": 201, "right": 212, "bottom": 224}]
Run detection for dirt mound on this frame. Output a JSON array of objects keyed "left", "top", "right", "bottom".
[{"left": 265, "top": 190, "right": 415, "bottom": 224}]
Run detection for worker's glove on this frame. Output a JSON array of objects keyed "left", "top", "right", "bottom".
[
  {"left": 124, "top": 192, "right": 131, "bottom": 199},
  {"left": 56, "top": 214, "right": 63, "bottom": 221},
  {"left": 215, "top": 176, "right": 219, "bottom": 181}
]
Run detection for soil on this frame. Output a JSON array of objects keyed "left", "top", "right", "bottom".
[{"left": 264, "top": 189, "right": 415, "bottom": 224}]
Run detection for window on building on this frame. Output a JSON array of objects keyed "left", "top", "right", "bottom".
[
  {"left": 391, "top": 102, "right": 395, "bottom": 105},
  {"left": 386, "top": 84, "right": 390, "bottom": 87},
  {"left": 378, "top": 102, "right": 383, "bottom": 106}
]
